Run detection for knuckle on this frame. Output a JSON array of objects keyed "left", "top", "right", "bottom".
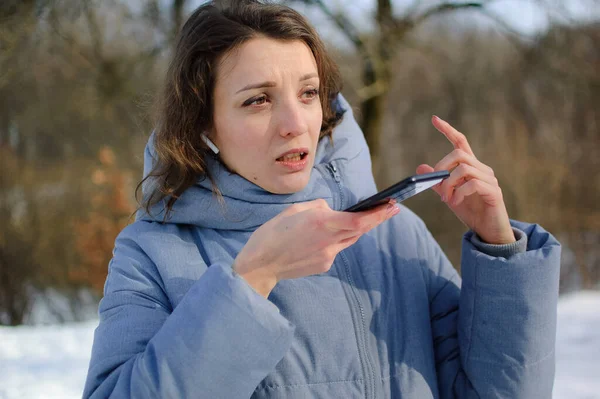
[
  {"left": 450, "top": 149, "right": 462, "bottom": 161},
  {"left": 315, "top": 198, "right": 329, "bottom": 208},
  {"left": 455, "top": 148, "right": 468, "bottom": 159},
  {"left": 351, "top": 217, "right": 364, "bottom": 231},
  {"left": 286, "top": 204, "right": 301, "bottom": 214},
  {"left": 455, "top": 132, "right": 468, "bottom": 146}
]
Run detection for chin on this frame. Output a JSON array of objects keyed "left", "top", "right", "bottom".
[{"left": 268, "top": 172, "right": 311, "bottom": 194}]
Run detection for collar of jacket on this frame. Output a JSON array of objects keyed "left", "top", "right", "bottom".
[{"left": 137, "top": 94, "right": 377, "bottom": 231}]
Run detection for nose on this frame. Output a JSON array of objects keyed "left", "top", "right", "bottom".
[{"left": 277, "top": 98, "right": 309, "bottom": 138}]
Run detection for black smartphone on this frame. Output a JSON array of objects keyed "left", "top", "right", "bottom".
[{"left": 344, "top": 170, "right": 450, "bottom": 212}]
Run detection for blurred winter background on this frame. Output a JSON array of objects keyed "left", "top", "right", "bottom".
[{"left": 0, "top": 0, "right": 599, "bottom": 397}]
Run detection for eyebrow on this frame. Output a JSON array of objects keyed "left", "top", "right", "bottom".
[{"left": 235, "top": 72, "right": 319, "bottom": 94}]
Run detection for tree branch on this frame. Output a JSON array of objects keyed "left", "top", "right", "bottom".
[
  {"left": 82, "top": 0, "right": 103, "bottom": 62},
  {"left": 411, "top": 2, "right": 484, "bottom": 28},
  {"left": 171, "top": 0, "right": 186, "bottom": 44},
  {"left": 478, "top": 8, "right": 538, "bottom": 49},
  {"left": 294, "top": 0, "right": 370, "bottom": 59}
]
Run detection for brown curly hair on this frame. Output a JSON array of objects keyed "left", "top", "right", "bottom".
[{"left": 137, "top": 0, "right": 344, "bottom": 218}]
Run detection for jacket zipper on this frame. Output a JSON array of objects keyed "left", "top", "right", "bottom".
[{"left": 326, "top": 162, "right": 376, "bottom": 399}]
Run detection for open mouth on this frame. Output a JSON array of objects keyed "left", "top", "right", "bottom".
[{"left": 276, "top": 152, "right": 308, "bottom": 162}]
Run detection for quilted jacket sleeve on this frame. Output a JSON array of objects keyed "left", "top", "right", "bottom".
[
  {"left": 83, "top": 224, "right": 294, "bottom": 399},
  {"left": 424, "top": 220, "right": 561, "bottom": 398}
]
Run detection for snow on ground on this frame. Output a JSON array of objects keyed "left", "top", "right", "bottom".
[
  {"left": 1, "top": 291, "right": 599, "bottom": 399},
  {"left": 0, "top": 320, "right": 97, "bottom": 399},
  {"left": 553, "top": 291, "right": 600, "bottom": 399}
]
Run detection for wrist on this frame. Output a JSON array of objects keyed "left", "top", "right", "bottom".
[
  {"left": 477, "top": 215, "right": 515, "bottom": 245},
  {"left": 233, "top": 260, "right": 278, "bottom": 298},
  {"left": 477, "top": 225, "right": 516, "bottom": 245},
  {"left": 482, "top": 234, "right": 516, "bottom": 245}
]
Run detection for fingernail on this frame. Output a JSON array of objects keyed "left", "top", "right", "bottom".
[
  {"left": 441, "top": 194, "right": 446, "bottom": 202},
  {"left": 387, "top": 204, "right": 400, "bottom": 216},
  {"left": 386, "top": 203, "right": 395, "bottom": 214}
]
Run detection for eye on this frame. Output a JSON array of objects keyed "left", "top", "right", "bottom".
[
  {"left": 302, "top": 88, "right": 319, "bottom": 100},
  {"left": 243, "top": 95, "right": 268, "bottom": 107}
]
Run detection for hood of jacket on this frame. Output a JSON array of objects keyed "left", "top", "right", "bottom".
[{"left": 137, "top": 94, "right": 378, "bottom": 231}]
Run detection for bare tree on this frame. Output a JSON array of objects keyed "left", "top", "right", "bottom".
[{"left": 287, "top": 0, "right": 490, "bottom": 175}]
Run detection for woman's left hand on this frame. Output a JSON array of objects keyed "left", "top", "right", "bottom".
[{"left": 416, "top": 116, "right": 515, "bottom": 245}]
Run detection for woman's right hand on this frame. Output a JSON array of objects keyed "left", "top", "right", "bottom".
[{"left": 233, "top": 198, "right": 400, "bottom": 298}]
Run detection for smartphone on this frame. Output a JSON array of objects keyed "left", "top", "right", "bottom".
[{"left": 344, "top": 170, "right": 450, "bottom": 212}]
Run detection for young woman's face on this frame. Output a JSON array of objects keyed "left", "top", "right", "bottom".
[{"left": 212, "top": 37, "right": 323, "bottom": 194}]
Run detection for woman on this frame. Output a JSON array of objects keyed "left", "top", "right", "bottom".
[{"left": 84, "top": 1, "right": 561, "bottom": 398}]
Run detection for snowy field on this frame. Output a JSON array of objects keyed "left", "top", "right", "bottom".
[{"left": 1, "top": 291, "right": 599, "bottom": 399}]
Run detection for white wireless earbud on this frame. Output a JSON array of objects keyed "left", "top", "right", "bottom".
[{"left": 201, "top": 134, "right": 220, "bottom": 155}]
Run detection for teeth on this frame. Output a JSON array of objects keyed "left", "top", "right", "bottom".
[{"left": 280, "top": 152, "right": 304, "bottom": 161}]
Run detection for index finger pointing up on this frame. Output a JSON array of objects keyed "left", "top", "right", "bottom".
[{"left": 432, "top": 115, "right": 475, "bottom": 157}]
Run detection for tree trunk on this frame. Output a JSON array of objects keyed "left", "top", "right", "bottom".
[{"left": 172, "top": 0, "right": 186, "bottom": 44}]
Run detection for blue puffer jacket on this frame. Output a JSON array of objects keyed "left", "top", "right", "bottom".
[{"left": 83, "top": 95, "right": 561, "bottom": 399}]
